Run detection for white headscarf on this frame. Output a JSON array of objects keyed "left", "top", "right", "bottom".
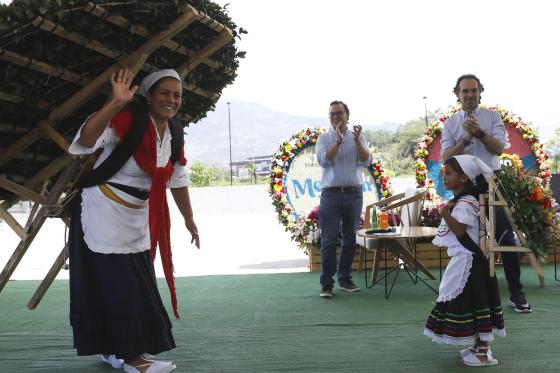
[
  {"left": 452, "top": 154, "right": 493, "bottom": 183},
  {"left": 136, "top": 69, "right": 181, "bottom": 97}
]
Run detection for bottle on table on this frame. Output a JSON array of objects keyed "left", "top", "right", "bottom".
[
  {"left": 379, "top": 209, "right": 390, "bottom": 230},
  {"left": 370, "top": 207, "right": 379, "bottom": 229}
]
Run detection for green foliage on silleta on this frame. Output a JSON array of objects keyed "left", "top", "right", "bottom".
[
  {"left": 497, "top": 165, "right": 558, "bottom": 260},
  {"left": 0, "top": 0, "right": 246, "bottom": 128}
]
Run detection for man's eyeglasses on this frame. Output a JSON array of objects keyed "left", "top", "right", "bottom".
[
  {"left": 460, "top": 88, "right": 479, "bottom": 95},
  {"left": 328, "top": 111, "right": 346, "bottom": 118}
]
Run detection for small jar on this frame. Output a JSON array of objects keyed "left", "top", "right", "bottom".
[{"left": 379, "top": 210, "right": 390, "bottom": 229}]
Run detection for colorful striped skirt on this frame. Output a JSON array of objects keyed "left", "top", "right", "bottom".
[{"left": 423, "top": 254, "right": 506, "bottom": 345}]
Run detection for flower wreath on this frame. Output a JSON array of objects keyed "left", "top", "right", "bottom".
[{"left": 269, "top": 127, "right": 393, "bottom": 250}]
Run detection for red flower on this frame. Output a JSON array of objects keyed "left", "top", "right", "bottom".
[{"left": 527, "top": 187, "right": 543, "bottom": 202}]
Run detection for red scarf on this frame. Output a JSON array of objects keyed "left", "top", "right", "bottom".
[{"left": 111, "top": 109, "right": 186, "bottom": 319}]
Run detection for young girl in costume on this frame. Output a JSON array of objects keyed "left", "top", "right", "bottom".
[{"left": 423, "top": 154, "right": 505, "bottom": 366}]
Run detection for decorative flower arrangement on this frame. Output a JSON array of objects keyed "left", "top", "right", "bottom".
[
  {"left": 497, "top": 161, "right": 559, "bottom": 261},
  {"left": 414, "top": 105, "right": 552, "bottom": 189},
  {"left": 269, "top": 127, "right": 392, "bottom": 251},
  {"left": 291, "top": 205, "right": 322, "bottom": 250},
  {"left": 290, "top": 205, "right": 369, "bottom": 252}
]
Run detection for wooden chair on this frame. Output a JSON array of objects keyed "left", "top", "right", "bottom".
[
  {"left": 479, "top": 176, "right": 545, "bottom": 286},
  {"left": 358, "top": 188, "right": 436, "bottom": 283}
]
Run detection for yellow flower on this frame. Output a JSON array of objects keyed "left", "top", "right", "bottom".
[{"left": 274, "top": 184, "right": 283, "bottom": 192}]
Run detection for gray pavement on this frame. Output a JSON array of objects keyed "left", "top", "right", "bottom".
[{"left": 0, "top": 179, "right": 413, "bottom": 280}]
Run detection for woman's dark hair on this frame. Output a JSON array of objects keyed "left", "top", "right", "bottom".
[{"left": 443, "top": 157, "right": 488, "bottom": 203}]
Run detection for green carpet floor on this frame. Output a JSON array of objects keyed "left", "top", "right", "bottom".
[{"left": 1, "top": 265, "right": 559, "bottom": 372}]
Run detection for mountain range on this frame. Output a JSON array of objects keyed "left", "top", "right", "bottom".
[{"left": 184, "top": 100, "right": 401, "bottom": 166}]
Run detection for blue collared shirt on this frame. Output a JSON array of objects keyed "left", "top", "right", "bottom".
[
  {"left": 440, "top": 106, "right": 506, "bottom": 171},
  {"left": 316, "top": 128, "right": 372, "bottom": 188}
]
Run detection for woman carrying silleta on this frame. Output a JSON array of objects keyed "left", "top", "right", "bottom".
[{"left": 68, "top": 68, "right": 199, "bottom": 373}]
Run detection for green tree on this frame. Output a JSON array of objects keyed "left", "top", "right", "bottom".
[
  {"left": 189, "top": 161, "right": 214, "bottom": 187},
  {"left": 363, "top": 111, "right": 440, "bottom": 177},
  {"left": 363, "top": 129, "right": 393, "bottom": 152},
  {"left": 246, "top": 162, "right": 257, "bottom": 184},
  {"left": 545, "top": 128, "right": 560, "bottom": 174}
]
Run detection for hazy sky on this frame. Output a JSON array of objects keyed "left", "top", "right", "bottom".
[
  {"left": 212, "top": 0, "right": 559, "bottom": 140},
  {"left": 2, "top": 0, "right": 558, "bottom": 140}
]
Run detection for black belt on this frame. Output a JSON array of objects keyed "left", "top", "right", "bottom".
[
  {"left": 107, "top": 182, "right": 150, "bottom": 200},
  {"left": 323, "top": 186, "right": 362, "bottom": 193}
]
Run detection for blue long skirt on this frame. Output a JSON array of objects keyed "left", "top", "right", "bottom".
[{"left": 69, "top": 192, "right": 175, "bottom": 361}]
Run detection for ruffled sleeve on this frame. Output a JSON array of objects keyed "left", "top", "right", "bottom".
[
  {"left": 432, "top": 220, "right": 452, "bottom": 247},
  {"left": 68, "top": 113, "right": 119, "bottom": 155},
  {"left": 451, "top": 196, "right": 480, "bottom": 228}
]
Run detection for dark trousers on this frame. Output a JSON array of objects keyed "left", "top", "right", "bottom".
[
  {"left": 318, "top": 190, "right": 363, "bottom": 285},
  {"left": 495, "top": 207, "right": 523, "bottom": 295}
]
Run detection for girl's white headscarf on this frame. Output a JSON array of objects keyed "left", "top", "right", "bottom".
[
  {"left": 452, "top": 154, "right": 493, "bottom": 183},
  {"left": 136, "top": 69, "right": 181, "bottom": 97}
]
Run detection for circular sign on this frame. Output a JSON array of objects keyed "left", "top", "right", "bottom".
[{"left": 283, "top": 145, "right": 384, "bottom": 217}]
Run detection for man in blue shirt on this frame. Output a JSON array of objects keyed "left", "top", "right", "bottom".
[
  {"left": 441, "top": 74, "right": 532, "bottom": 313},
  {"left": 316, "top": 101, "right": 371, "bottom": 298}
]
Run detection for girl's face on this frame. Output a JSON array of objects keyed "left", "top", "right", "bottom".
[{"left": 442, "top": 163, "right": 469, "bottom": 192}]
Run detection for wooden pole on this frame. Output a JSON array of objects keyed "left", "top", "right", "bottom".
[
  {"left": 0, "top": 47, "right": 89, "bottom": 86},
  {"left": 0, "top": 158, "right": 81, "bottom": 293},
  {"left": 177, "top": 29, "right": 233, "bottom": 79},
  {"left": 27, "top": 243, "right": 68, "bottom": 310},
  {"left": 39, "top": 120, "right": 70, "bottom": 153},
  {"left": 0, "top": 205, "right": 27, "bottom": 239},
  {"left": 1, "top": 154, "right": 73, "bottom": 211},
  {"left": 0, "top": 91, "right": 50, "bottom": 110},
  {"left": 24, "top": 181, "right": 49, "bottom": 232},
  {"left": 0, "top": 176, "right": 47, "bottom": 205}
]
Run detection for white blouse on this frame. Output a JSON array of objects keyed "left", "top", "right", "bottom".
[
  {"left": 68, "top": 116, "right": 189, "bottom": 254},
  {"left": 432, "top": 195, "right": 480, "bottom": 302}
]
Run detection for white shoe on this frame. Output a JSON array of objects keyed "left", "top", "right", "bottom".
[
  {"left": 123, "top": 360, "right": 176, "bottom": 373},
  {"left": 100, "top": 354, "right": 124, "bottom": 369},
  {"left": 459, "top": 347, "right": 476, "bottom": 358},
  {"left": 461, "top": 347, "right": 498, "bottom": 366}
]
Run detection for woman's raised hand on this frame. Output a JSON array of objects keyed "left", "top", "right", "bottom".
[{"left": 110, "top": 68, "right": 138, "bottom": 102}]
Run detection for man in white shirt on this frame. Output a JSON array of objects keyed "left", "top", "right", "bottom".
[{"left": 441, "top": 74, "right": 532, "bottom": 313}]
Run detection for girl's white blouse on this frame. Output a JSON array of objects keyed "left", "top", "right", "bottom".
[{"left": 432, "top": 195, "right": 480, "bottom": 302}]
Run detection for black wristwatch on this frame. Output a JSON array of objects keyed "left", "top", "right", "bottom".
[
  {"left": 462, "top": 138, "right": 471, "bottom": 147},
  {"left": 476, "top": 130, "right": 486, "bottom": 139}
]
